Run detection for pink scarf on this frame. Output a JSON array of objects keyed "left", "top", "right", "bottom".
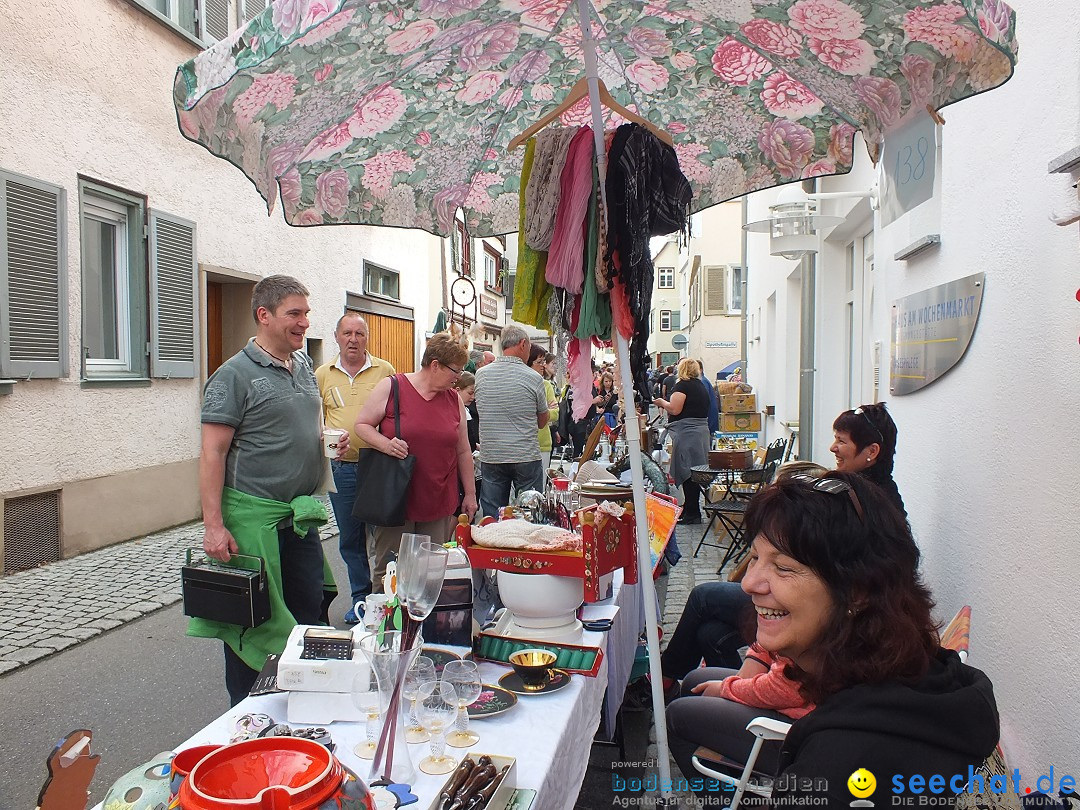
[{"left": 546, "top": 127, "right": 595, "bottom": 295}]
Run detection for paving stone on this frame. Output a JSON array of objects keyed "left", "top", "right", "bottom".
[
  {"left": 105, "top": 609, "right": 142, "bottom": 622},
  {"left": 57, "top": 627, "right": 101, "bottom": 641},
  {"left": 0, "top": 661, "right": 20, "bottom": 675},
  {"left": 85, "top": 618, "right": 123, "bottom": 631},
  {"left": 6, "top": 646, "right": 53, "bottom": 664}
]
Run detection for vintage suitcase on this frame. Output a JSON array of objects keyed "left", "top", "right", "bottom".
[
  {"left": 181, "top": 551, "right": 271, "bottom": 628},
  {"left": 708, "top": 448, "right": 753, "bottom": 469}
]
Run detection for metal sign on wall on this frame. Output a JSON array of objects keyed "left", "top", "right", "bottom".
[
  {"left": 479, "top": 294, "right": 498, "bottom": 319},
  {"left": 890, "top": 273, "right": 985, "bottom": 395}
]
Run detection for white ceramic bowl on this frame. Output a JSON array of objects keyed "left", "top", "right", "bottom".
[{"left": 496, "top": 571, "right": 583, "bottom": 627}]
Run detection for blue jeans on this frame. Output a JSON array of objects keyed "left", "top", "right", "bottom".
[
  {"left": 660, "top": 581, "right": 753, "bottom": 678},
  {"left": 328, "top": 460, "right": 371, "bottom": 605},
  {"left": 480, "top": 460, "right": 545, "bottom": 519}
]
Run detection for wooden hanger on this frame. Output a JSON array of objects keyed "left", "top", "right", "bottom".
[{"left": 508, "top": 77, "right": 674, "bottom": 150}]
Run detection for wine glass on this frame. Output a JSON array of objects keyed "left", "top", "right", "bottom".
[
  {"left": 417, "top": 679, "right": 458, "bottom": 775},
  {"left": 441, "top": 659, "right": 482, "bottom": 748},
  {"left": 395, "top": 532, "right": 430, "bottom": 598},
  {"left": 403, "top": 655, "right": 436, "bottom": 743},
  {"left": 401, "top": 542, "right": 449, "bottom": 622},
  {"left": 350, "top": 664, "right": 383, "bottom": 759}
]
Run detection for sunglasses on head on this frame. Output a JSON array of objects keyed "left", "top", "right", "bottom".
[
  {"left": 790, "top": 474, "right": 865, "bottom": 523},
  {"left": 853, "top": 406, "right": 884, "bottom": 444}
]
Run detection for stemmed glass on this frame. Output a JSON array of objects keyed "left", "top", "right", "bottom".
[
  {"left": 417, "top": 679, "right": 458, "bottom": 775},
  {"left": 442, "top": 659, "right": 482, "bottom": 747},
  {"left": 399, "top": 540, "right": 449, "bottom": 623},
  {"left": 403, "top": 655, "right": 436, "bottom": 743},
  {"left": 351, "top": 664, "right": 383, "bottom": 759}
]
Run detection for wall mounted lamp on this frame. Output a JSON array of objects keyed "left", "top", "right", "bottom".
[{"left": 743, "top": 184, "right": 876, "bottom": 260}]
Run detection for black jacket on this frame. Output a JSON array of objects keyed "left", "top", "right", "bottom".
[{"left": 773, "top": 649, "right": 998, "bottom": 807}]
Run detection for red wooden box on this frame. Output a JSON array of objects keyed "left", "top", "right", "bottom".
[{"left": 453, "top": 506, "right": 639, "bottom": 602}]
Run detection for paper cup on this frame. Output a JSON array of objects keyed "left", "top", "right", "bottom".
[{"left": 322, "top": 428, "right": 348, "bottom": 458}]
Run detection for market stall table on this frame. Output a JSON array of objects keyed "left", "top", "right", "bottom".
[{"left": 159, "top": 574, "right": 641, "bottom": 810}]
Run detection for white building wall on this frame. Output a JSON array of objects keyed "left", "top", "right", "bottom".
[
  {"left": 745, "top": 0, "right": 1080, "bottom": 780},
  {"left": 0, "top": 0, "right": 441, "bottom": 552}
]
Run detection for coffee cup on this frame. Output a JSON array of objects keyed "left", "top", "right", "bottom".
[
  {"left": 509, "top": 648, "right": 557, "bottom": 690},
  {"left": 322, "top": 428, "right": 348, "bottom": 458}
]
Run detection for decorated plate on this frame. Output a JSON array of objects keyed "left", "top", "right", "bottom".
[
  {"left": 467, "top": 684, "right": 517, "bottom": 718},
  {"left": 421, "top": 646, "right": 463, "bottom": 673},
  {"left": 498, "top": 669, "right": 572, "bottom": 695}
]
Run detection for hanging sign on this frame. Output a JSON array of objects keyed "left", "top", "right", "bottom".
[
  {"left": 880, "top": 114, "right": 937, "bottom": 227},
  {"left": 890, "top": 273, "right": 985, "bottom": 395}
]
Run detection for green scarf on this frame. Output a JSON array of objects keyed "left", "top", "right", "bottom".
[{"left": 187, "top": 487, "right": 335, "bottom": 672}]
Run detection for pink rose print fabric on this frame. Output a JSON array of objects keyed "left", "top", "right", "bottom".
[{"left": 174, "top": 0, "right": 1017, "bottom": 237}]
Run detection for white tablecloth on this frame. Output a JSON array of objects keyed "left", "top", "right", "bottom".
[{"left": 172, "top": 574, "right": 641, "bottom": 810}]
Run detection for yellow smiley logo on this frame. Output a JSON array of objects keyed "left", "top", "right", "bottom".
[{"left": 847, "top": 769, "right": 877, "bottom": 798}]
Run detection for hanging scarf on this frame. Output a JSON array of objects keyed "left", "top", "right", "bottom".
[
  {"left": 574, "top": 162, "right": 611, "bottom": 341},
  {"left": 546, "top": 127, "right": 595, "bottom": 294},
  {"left": 603, "top": 124, "right": 692, "bottom": 401},
  {"left": 524, "top": 127, "right": 578, "bottom": 251},
  {"left": 512, "top": 137, "right": 553, "bottom": 328}
]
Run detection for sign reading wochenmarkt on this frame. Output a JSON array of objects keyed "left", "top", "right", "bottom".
[{"left": 890, "top": 273, "right": 985, "bottom": 395}]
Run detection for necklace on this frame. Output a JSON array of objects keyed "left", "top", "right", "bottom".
[{"left": 254, "top": 340, "right": 292, "bottom": 369}]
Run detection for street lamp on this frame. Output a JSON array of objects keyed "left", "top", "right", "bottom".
[{"left": 743, "top": 185, "right": 846, "bottom": 259}]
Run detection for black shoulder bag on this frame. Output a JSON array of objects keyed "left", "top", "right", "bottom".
[{"left": 352, "top": 375, "right": 416, "bottom": 526}]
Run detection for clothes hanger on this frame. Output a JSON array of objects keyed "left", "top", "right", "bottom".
[{"left": 508, "top": 77, "right": 674, "bottom": 150}]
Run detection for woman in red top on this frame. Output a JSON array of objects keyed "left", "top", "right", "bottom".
[{"left": 355, "top": 334, "right": 477, "bottom": 591}]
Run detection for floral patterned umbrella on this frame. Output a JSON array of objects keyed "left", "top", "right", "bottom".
[{"left": 173, "top": 0, "right": 1018, "bottom": 238}]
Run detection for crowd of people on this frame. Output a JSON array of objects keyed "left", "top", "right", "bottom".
[{"left": 193, "top": 275, "right": 1000, "bottom": 805}]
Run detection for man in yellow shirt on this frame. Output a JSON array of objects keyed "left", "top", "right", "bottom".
[{"left": 315, "top": 313, "right": 394, "bottom": 623}]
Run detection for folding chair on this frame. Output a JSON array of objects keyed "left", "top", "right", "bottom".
[
  {"left": 691, "top": 717, "right": 792, "bottom": 810},
  {"left": 727, "top": 438, "right": 787, "bottom": 500},
  {"left": 695, "top": 461, "right": 778, "bottom": 569}
]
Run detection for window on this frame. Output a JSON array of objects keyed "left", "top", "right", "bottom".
[
  {"left": 81, "top": 184, "right": 147, "bottom": 378},
  {"left": 138, "top": 0, "right": 230, "bottom": 42},
  {"left": 1, "top": 170, "right": 67, "bottom": 379},
  {"left": 730, "top": 266, "right": 743, "bottom": 312},
  {"left": 657, "top": 266, "right": 675, "bottom": 289},
  {"left": 364, "top": 261, "right": 400, "bottom": 300},
  {"left": 483, "top": 245, "right": 502, "bottom": 293},
  {"left": 659, "top": 310, "right": 671, "bottom": 331},
  {"left": 452, "top": 221, "right": 472, "bottom": 278}
]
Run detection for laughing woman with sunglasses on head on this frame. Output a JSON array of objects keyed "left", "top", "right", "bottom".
[
  {"left": 831, "top": 402, "right": 906, "bottom": 518},
  {"left": 667, "top": 473, "right": 999, "bottom": 806}
]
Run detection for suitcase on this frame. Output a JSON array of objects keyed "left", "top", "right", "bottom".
[{"left": 181, "top": 551, "right": 271, "bottom": 628}]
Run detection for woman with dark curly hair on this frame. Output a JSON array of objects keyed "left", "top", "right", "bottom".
[
  {"left": 831, "top": 401, "right": 906, "bottom": 517},
  {"left": 667, "top": 473, "right": 998, "bottom": 805}
]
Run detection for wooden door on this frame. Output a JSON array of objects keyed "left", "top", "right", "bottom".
[
  {"left": 207, "top": 281, "right": 223, "bottom": 376},
  {"left": 365, "top": 312, "right": 414, "bottom": 372}
]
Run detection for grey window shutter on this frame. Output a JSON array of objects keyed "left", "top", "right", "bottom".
[
  {"left": 0, "top": 171, "right": 67, "bottom": 379},
  {"left": 200, "top": 0, "right": 230, "bottom": 42},
  {"left": 705, "top": 265, "right": 728, "bottom": 314},
  {"left": 149, "top": 210, "right": 198, "bottom": 378},
  {"left": 243, "top": 0, "right": 267, "bottom": 22},
  {"left": 671, "top": 310, "right": 681, "bottom": 329}
]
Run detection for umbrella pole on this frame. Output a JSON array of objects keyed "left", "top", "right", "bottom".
[{"left": 575, "top": 0, "right": 675, "bottom": 802}]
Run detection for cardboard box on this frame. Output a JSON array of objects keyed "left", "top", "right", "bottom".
[
  {"left": 429, "top": 753, "right": 516, "bottom": 810},
  {"left": 721, "top": 393, "right": 757, "bottom": 413},
  {"left": 720, "top": 412, "right": 762, "bottom": 432}
]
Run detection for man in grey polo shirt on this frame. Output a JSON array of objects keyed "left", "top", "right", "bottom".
[
  {"left": 199, "top": 275, "right": 348, "bottom": 705},
  {"left": 474, "top": 324, "right": 549, "bottom": 518}
]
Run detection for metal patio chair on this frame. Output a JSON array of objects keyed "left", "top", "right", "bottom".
[{"left": 695, "top": 461, "right": 779, "bottom": 570}]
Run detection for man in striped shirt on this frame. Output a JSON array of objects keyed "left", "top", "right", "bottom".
[{"left": 474, "top": 325, "right": 549, "bottom": 519}]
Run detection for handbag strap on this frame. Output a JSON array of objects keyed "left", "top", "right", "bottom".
[{"left": 388, "top": 374, "right": 403, "bottom": 441}]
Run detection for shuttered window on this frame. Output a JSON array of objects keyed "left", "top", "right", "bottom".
[
  {"left": 0, "top": 170, "right": 67, "bottom": 379},
  {"left": 149, "top": 210, "right": 198, "bottom": 378},
  {"left": 704, "top": 265, "right": 729, "bottom": 314},
  {"left": 200, "top": 0, "right": 230, "bottom": 41},
  {"left": 242, "top": 0, "right": 267, "bottom": 22}
]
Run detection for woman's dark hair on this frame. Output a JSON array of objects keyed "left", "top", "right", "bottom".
[
  {"left": 833, "top": 402, "right": 898, "bottom": 474},
  {"left": 527, "top": 343, "right": 546, "bottom": 367},
  {"left": 743, "top": 471, "right": 938, "bottom": 703}
]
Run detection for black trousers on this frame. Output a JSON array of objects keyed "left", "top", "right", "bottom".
[{"left": 223, "top": 523, "right": 324, "bottom": 706}]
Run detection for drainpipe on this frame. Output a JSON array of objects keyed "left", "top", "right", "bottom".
[
  {"left": 797, "top": 179, "right": 818, "bottom": 460},
  {"left": 740, "top": 196, "right": 749, "bottom": 381}
]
